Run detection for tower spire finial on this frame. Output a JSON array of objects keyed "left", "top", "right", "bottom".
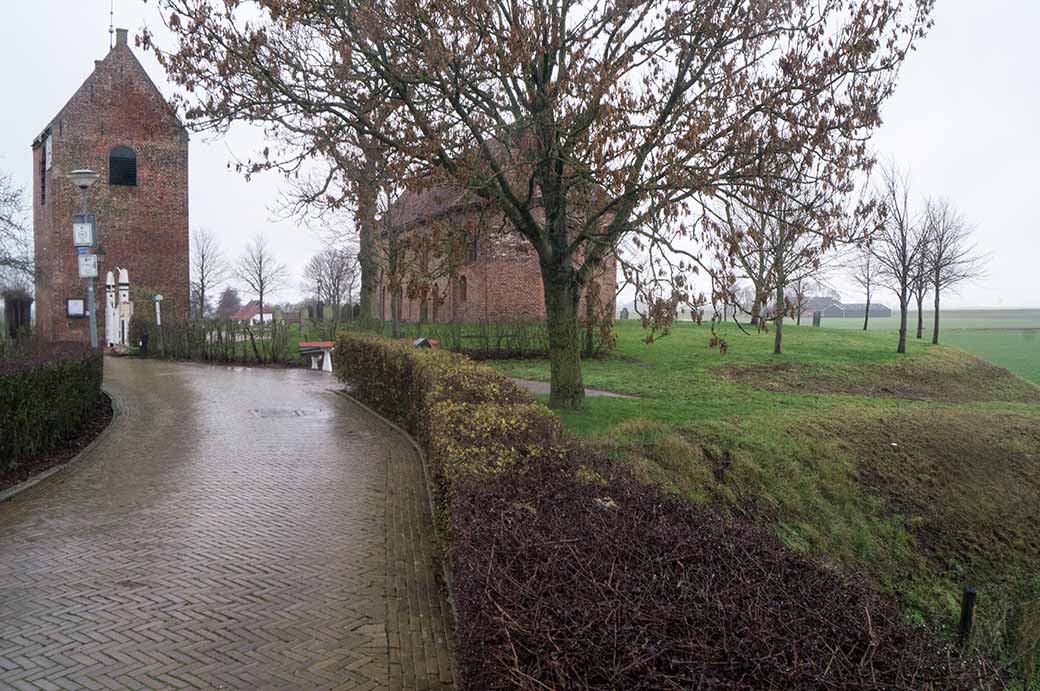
[{"left": 109, "top": 0, "right": 115, "bottom": 49}]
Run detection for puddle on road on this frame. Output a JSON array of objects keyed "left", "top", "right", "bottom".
[{"left": 250, "top": 408, "right": 332, "bottom": 419}]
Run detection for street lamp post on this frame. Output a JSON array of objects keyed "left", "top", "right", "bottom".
[{"left": 67, "top": 169, "right": 101, "bottom": 350}]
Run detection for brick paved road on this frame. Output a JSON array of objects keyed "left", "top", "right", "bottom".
[{"left": 0, "top": 357, "right": 453, "bottom": 690}]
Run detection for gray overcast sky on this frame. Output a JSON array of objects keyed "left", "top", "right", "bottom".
[{"left": 1, "top": 1, "right": 1037, "bottom": 308}]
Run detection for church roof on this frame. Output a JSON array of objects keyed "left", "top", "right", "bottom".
[{"left": 387, "top": 182, "right": 482, "bottom": 231}]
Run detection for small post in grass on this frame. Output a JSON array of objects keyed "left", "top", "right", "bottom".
[{"left": 958, "top": 586, "right": 977, "bottom": 647}]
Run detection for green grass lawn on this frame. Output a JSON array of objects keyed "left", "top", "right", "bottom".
[
  {"left": 487, "top": 319, "right": 1040, "bottom": 678},
  {"left": 823, "top": 309, "right": 1040, "bottom": 384}
]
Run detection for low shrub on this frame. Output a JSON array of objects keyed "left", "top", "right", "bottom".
[
  {"left": 427, "top": 401, "right": 563, "bottom": 540},
  {"left": 335, "top": 331, "right": 558, "bottom": 537},
  {"left": 335, "top": 330, "right": 533, "bottom": 439},
  {"left": 136, "top": 318, "right": 296, "bottom": 365},
  {"left": 452, "top": 456, "right": 992, "bottom": 690},
  {"left": 0, "top": 342, "right": 103, "bottom": 466},
  {"left": 334, "top": 332, "right": 993, "bottom": 689}
]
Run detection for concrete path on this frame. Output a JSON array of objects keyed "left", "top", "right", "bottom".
[
  {"left": 511, "top": 377, "right": 638, "bottom": 399},
  {"left": 0, "top": 357, "right": 452, "bottom": 690}
]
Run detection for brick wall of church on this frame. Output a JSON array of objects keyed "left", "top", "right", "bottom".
[
  {"left": 380, "top": 208, "right": 617, "bottom": 326},
  {"left": 32, "top": 31, "right": 189, "bottom": 345}
]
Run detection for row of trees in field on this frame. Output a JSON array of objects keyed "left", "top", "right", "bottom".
[
  {"left": 852, "top": 167, "right": 985, "bottom": 352},
  {"left": 146, "top": 0, "right": 935, "bottom": 408},
  {"left": 722, "top": 161, "right": 985, "bottom": 356}
]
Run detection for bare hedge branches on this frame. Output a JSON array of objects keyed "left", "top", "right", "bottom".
[{"left": 453, "top": 455, "right": 995, "bottom": 690}]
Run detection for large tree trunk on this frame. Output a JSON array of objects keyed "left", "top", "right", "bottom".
[
  {"left": 773, "top": 284, "right": 785, "bottom": 355},
  {"left": 897, "top": 290, "right": 909, "bottom": 353},
  {"left": 355, "top": 150, "right": 380, "bottom": 327},
  {"left": 583, "top": 283, "right": 597, "bottom": 358},
  {"left": 750, "top": 286, "right": 764, "bottom": 327},
  {"left": 543, "top": 274, "right": 585, "bottom": 409},
  {"left": 932, "top": 288, "right": 941, "bottom": 345}
]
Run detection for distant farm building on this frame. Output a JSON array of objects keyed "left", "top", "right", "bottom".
[{"left": 803, "top": 296, "right": 892, "bottom": 319}]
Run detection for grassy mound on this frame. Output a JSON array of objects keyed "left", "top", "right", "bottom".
[
  {"left": 487, "top": 320, "right": 1040, "bottom": 681},
  {"left": 723, "top": 350, "right": 1040, "bottom": 403}
]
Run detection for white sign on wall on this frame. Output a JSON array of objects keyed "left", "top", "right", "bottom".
[
  {"left": 66, "top": 298, "right": 85, "bottom": 317},
  {"left": 78, "top": 254, "right": 98, "bottom": 278}
]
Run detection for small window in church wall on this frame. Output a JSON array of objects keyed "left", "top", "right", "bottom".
[
  {"left": 458, "top": 276, "right": 468, "bottom": 303},
  {"left": 109, "top": 146, "right": 137, "bottom": 186}
]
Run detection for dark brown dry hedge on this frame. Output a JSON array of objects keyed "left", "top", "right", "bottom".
[
  {"left": 334, "top": 331, "right": 996, "bottom": 690},
  {"left": 1, "top": 342, "right": 103, "bottom": 465},
  {"left": 452, "top": 456, "right": 995, "bottom": 690}
]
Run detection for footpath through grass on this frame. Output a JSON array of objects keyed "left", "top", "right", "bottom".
[{"left": 488, "top": 319, "right": 1040, "bottom": 680}]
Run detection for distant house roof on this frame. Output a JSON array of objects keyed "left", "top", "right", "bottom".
[
  {"left": 803, "top": 296, "right": 842, "bottom": 312},
  {"left": 231, "top": 300, "right": 273, "bottom": 322}
]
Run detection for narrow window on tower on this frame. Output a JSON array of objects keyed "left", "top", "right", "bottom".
[
  {"left": 39, "top": 149, "right": 46, "bottom": 205},
  {"left": 109, "top": 146, "right": 137, "bottom": 186}
]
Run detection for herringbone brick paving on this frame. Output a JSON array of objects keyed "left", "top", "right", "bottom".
[{"left": 0, "top": 357, "right": 453, "bottom": 690}]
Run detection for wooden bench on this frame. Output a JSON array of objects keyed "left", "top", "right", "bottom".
[{"left": 298, "top": 341, "right": 335, "bottom": 372}]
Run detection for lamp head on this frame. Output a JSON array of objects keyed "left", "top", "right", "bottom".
[{"left": 66, "top": 169, "right": 100, "bottom": 190}]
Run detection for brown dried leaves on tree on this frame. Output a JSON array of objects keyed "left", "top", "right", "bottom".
[{"left": 146, "top": 0, "right": 935, "bottom": 406}]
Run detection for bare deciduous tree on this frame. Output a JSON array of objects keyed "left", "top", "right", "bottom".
[
  {"left": 303, "top": 247, "right": 359, "bottom": 330},
  {"left": 0, "top": 172, "right": 33, "bottom": 288},
  {"left": 924, "top": 198, "right": 986, "bottom": 344},
  {"left": 190, "top": 227, "right": 229, "bottom": 319},
  {"left": 872, "top": 166, "right": 929, "bottom": 353},
  {"left": 151, "top": 0, "right": 933, "bottom": 407},
  {"left": 236, "top": 234, "right": 288, "bottom": 328},
  {"left": 722, "top": 173, "right": 868, "bottom": 354},
  {"left": 909, "top": 237, "right": 930, "bottom": 339},
  {"left": 850, "top": 250, "right": 879, "bottom": 331}
]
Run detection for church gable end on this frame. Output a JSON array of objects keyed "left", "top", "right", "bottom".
[{"left": 31, "top": 29, "right": 189, "bottom": 345}]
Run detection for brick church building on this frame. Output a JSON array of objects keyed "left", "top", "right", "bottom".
[
  {"left": 380, "top": 184, "right": 616, "bottom": 324},
  {"left": 32, "top": 28, "right": 189, "bottom": 344}
]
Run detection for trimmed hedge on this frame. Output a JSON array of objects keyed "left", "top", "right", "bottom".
[
  {"left": 1, "top": 342, "right": 103, "bottom": 465},
  {"left": 452, "top": 456, "right": 990, "bottom": 689},
  {"left": 335, "top": 332, "right": 559, "bottom": 538},
  {"left": 334, "top": 332, "right": 992, "bottom": 690}
]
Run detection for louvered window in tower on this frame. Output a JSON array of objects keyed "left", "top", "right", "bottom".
[{"left": 109, "top": 146, "right": 137, "bottom": 186}]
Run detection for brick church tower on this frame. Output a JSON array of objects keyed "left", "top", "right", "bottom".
[{"left": 31, "top": 28, "right": 188, "bottom": 344}]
